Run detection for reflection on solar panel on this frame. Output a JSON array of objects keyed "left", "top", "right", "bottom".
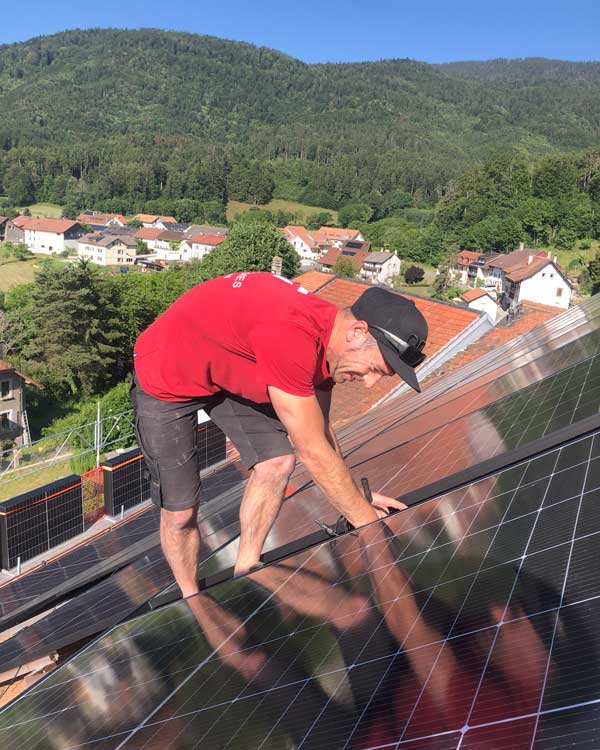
[{"left": 2, "top": 428, "right": 600, "bottom": 748}]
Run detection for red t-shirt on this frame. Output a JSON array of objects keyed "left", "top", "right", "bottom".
[{"left": 133, "top": 272, "right": 338, "bottom": 403}]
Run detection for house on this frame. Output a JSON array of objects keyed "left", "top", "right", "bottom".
[
  {"left": 0, "top": 359, "right": 40, "bottom": 447},
  {"left": 77, "top": 233, "right": 137, "bottom": 266},
  {"left": 316, "top": 227, "right": 364, "bottom": 248},
  {"left": 23, "top": 218, "right": 85, "bottom": 255},
  {"left": 153, "top": 220, "right": 191, "bottom": 233},
  {"left": 76, "top": 212, "right": 127, "bottom": 230},
  {"left": 133, "top": 214, "right": 177, "bottom": 228},
  {"left": 450, "top": 250, "right": 488, "bottom": 286},
  {"left": 185, "top": 225, "right": 228, "bottom": 237},
  {"left": 320, "top": 242, "right": 371, "bottom": 274},
  {"left": 500, "top": 251, "right": 572, "bottom": 310},
  {"left": 360, "top": 251, "right": 401, "bottom": 286},
  {"left": 154, "top": 230, "right": 187, "bottom": 261},
  {"left": 282, "top": 226, "right": 323, "bottom": 263},
  {"left": 0, "top": 216, "right": 7, "bottom": 242},
  {"left": 461, "top": 288, "right": 504, "bottom": 323},
  {"left": 179, "top": 234, "right": 227, "bottom": 261},
  {"left": 133, "top": 227, "right": 163, "bottom": 252},
  {"left": 4, "top": 216, "right": 31, "bottom": 244}
]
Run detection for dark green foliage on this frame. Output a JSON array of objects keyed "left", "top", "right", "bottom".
[
  {"left": 404, "top": 265, "right": 425, "bottom": 284},
  {"left": 332, "top": 256, "right": 357, "bottom": 278},
  {"left": 200, "top": 217, "right": 300, "bottom": 279},
  {"left": 588, "top": 251, "right": 600, "bottom": 296}
]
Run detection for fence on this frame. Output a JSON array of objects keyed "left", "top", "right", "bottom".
[{"left": 0, "top": 414, "right": 229, "bottom": 571}]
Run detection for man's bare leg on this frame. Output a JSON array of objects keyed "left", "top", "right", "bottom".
[
  {"left": 160, "top": 505, "right": 201, "bottom": 597},
  {"left": 234, "top": 454, "right": 295, "bottom": 576}
]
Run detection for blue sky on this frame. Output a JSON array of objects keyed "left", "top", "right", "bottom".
[{"left": 5, "top": 0, "right": 599, "bottom": 63}]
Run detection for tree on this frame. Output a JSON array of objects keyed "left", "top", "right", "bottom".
[
  {"left": 404, "top": 265, "right": 425, "bottom": 284},
  {"left": 200, "top": 217, "right": 300, "bottom": 279},
  {"left": 588, "top": 251, "right": 600, "bottom": 296},
  {"left": 338, "top": 203, "right": 373, "bottom": 228},
  {"left": 22, "top": 261, "right": 125, "bottom": 396},
  {"left": 332, "top": 256, "right": 357, "bottom": 279}
]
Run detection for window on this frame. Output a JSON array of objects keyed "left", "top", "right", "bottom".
[
  {"left": 0, "top": 380, "right": 9, "bottom": 399},
  {"left": 557, "top": 288, "right": 563, "bottom": 297},
  {"left": 0, "top": 412, "right": 10, "bottom": 431}
]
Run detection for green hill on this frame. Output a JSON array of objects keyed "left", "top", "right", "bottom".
[{"left": 2, "top": 30, "right": 600, "bottom": 214}]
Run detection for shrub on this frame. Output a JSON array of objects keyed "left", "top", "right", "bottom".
[{"left": 404, "top": 265, "right": 425, "bottom": 284}]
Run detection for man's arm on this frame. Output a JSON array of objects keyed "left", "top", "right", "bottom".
[
  {"left": 314, "top": 388, "right": 343, "bottom": 457},
  {"left": 269, "top": 385, "right": 379, "bottom": 528}
]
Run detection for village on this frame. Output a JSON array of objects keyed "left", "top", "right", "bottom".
[{"left": 0, "top": 210, "right": 573, "bottom": 320}]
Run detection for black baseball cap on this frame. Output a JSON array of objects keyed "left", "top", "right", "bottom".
[{"left": 350, "top": 287, "right": 428, "bottom": 392}]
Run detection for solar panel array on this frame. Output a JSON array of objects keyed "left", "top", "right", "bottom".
[
  {"left": 2, "top": 427, "right": 599, "bottom": 748},
  {"left": 102, "top": 448, "right": 151, "bottom": 516},
  {"left": 3, "top": 294, "right": 600, "bottom": 745},
  {"left": 0, "top": 476, "right": 83, "bottom": 570}
]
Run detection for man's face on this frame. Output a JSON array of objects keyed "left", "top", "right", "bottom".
[{"left": 331, "top": 329, "right": 394, "bottom": 389}]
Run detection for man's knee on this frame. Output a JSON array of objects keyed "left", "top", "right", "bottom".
[
  {"left": 160, "top": 505, "right": 199, "bottom": 533},
  {"left": 252, "top": 454, "right": 296, "bottom": 483}
]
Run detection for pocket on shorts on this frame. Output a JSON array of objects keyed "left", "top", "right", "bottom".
[{"left": 135, "top": 415, "right": 163, "bottom": 506}]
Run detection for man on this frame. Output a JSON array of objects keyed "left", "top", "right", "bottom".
[{"left": 131, "top": 271, "right": 428, "bottom": 597}]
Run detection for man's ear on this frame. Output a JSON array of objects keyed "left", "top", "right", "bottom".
[{"left": 346, "top": 319, "right": 369, "bottom": 343}]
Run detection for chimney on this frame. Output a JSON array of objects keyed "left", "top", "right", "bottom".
[
  {"left": 528, "top": 255, "right": 533, "bottom": 265},
  {"left": 547, "top": 250, "right": 551, "bottom": 259},
  {"left": 519, "top": 242, "right": 524, "bottom": 251},
  {"left": 553, "top": 255, "right": 557, "bottom": 264},
  {"left": 271, "top": 255, "right": 283, "bottom": 276}
]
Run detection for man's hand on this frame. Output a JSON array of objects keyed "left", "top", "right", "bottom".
[{"left": 370, "top": 491, "right": 407, "bottom": 519}]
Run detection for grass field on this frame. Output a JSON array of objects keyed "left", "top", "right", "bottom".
[
  {"left": 227, "top": 199, "right": 338, "bottom": 224},
  {"left": 0, "top": 258, "right": 40, "bottom": 291},
  {"left": 17, "top": 202, "right": 64, "bottom": 218}
]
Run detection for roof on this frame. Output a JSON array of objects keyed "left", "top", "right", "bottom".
[
  {"left": 157, "top": 231, "right": 185, "bottom": 242},
  {"left": 421, "top": 300, "right": 562, "bottom": 389},
  {"left": 504, "top": 257, "right": 572, "bottom": 286},
  {"left": 134, "top": 214, "right": 177, "bottom": 223},
  {"left": 11, "top": 216, "right": 31, "bottom": 228},
  {"left": 0, "top": 359, "right": 42, "bottom": 387},
  {"left": 185, "top": 224, "right": 228, "bottom": 236},
  {"left": 461, "top": 288, "right": 496, "bottom": 303},
  {"left": 0, "top": 216, "right": 7, "bottom": 224},
  {"left": 134, "top": 227, "right": 163, "bottom": 240},
  {"left": 292, "top": 274, "right": 481, "bottom": 426},
  {"left": 484, "top": 248, "right": 547, "bottom": 270},
  {"left": 320, "top": 246, "right": 370, "bottom": 270},
  {"left": 284, "top": 225, "right": 319, "bottom": 249},
  {"left": 76, "top": 212, "right": 127, "bottom": 226},
  {"left": 456, "top": 250, "right": 485, "bottom": 267},
  {"left": 160, "top": 222, "right": 190, "bottom": 233},
  {"left": 318, "top": 227, "right": 361, "bottom": 240},
  {"left": 189, "top": 234, "right": 227, "bottom": 246},
  {"left": 80, "top": 233, "right": 137, "bottom": 248},
  {"left": 24, "top": 218, "right": 79, "bottom": 234},
  {"left": 363, "top": 251, "right": 395, "bottom": 264}
]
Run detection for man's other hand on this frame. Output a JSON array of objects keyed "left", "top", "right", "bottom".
[{"left": 370, "top": 491, "right": 407, "bottom": 519}]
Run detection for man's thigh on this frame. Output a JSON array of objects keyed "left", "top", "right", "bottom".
[
  {"left": 131, "top": 377, "right": 212, "bottom": 511},
  {"left": 207, "top": 394, "right": 294, "bottom": 469}
]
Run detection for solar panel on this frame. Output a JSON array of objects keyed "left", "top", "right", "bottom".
[{"left": 2, "top": 427, "right": 599, "bottom": 747}]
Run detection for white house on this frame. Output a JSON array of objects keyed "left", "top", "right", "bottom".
[
  {"left": 24, "top": 218, "right": 85, "bottom": 255},
  {"left": 77, "top": 233, "right": 137, "bottom": 266},
  {"left": 179, "top": 234, "right": 227, "bottom": 260},
  {"left": 314, "top": 227, "right": 364, "bottom": 248},
  {"left": 360, "top": 251, "right": 401, "bottom": 285},
  {"left": 461, "top": 288, "right": 504, "bottom": 323},
  {"left": 76, "top": 211, "right": 127, "bottom": 230},
  {"left": 503, "top": 254, "right": 572, "bottom": 310},
  {"left": 133, "top": 213, "right": 177, "bottom": 228},
  {"left": 282, "top": 226, "right": 322, "bottom": 263}
]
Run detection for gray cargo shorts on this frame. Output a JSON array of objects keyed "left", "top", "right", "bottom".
[{"left": 130, "top": 375, "right": 294, "bottom": 511}]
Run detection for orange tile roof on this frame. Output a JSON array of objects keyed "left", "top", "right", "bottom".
[
  {"left": 12, "top": 215, "right": 31, "bottom": 228},
  {"left": 319, "top": 227, "right": 361, "bottom": 240},
  {"left": 0, "top": 359, "right": 42, "bottom": 387},
  {"left": 189, "top": 234, "right": 227, "bottom": 245},
  {"left": 422, "top": 301, "right": 562, "bottom": 389},
  {"left": 320, "top": 247, "right": 369, "bottom": 270},
  {"left": 134, "top": 213, "right": 177, "bottom": 223},
  {"left": 285, "top": 225, "right": 319, "bottom": 249},
  {"left": 485, "top": 249, "right": 547, "bottom": 270},
  {"left": 294, "top": 271, "right": 333, "bottom": 292},
  {"left": 134, "top": 227, "right": 163, "bottom": 240},
  {"left": 293, "top": 275, "right": 481, "bottom": 426},
  {"left": 457, "top": 250, "right": 484, "bottom": 266},
  {"left": 461, "top": 288, "right": 493, "bottom": 303},
  {"left": 24, "top": 218, "right": 78, "bottom": 233},
  {"left": 76, "top": 212, "right": 127, "bottom": 226}
]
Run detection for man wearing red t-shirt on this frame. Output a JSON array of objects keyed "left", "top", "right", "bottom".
[{"left": 131, "top": 272, "right": 428, "bottom": 597}]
